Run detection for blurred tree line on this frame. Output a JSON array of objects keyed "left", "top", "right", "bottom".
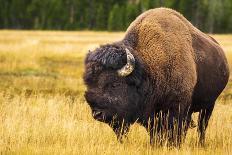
[{"left": 0, "top": 0, "right": 232, "bottom": 33}]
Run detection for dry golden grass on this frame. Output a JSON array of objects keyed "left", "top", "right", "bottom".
[{"left": 0, "top": 30, "right": 231, "bottom": 154}]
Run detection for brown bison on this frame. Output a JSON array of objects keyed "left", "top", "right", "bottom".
[{"left": 83, "top": 8, "right": 229, "bottom": 146}]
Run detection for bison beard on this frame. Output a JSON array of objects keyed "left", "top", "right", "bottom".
[{"left": 83, "top": 8, "right": 229, "bottom": 147}]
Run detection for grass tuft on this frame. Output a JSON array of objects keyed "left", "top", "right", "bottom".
[{"left": 0, "top": 31, "right": 231, "bottom": 154}]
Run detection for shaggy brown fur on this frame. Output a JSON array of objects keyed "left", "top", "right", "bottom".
[
  {"left": 123, "top": 8, "right": 229, "bottom": 145},
  {"left": 125, "top": 8, "right": 197, "bottom": 120},
  {"left": 84, "top": 8, "right": 229, "bottom": 147}
]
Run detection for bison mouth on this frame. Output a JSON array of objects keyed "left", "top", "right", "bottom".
[
  {"left": 92, "top": 109, "right": 117, "bottom": 123},
  {"left": 92, "top": 110, "right": 106, "bottom": 122}
]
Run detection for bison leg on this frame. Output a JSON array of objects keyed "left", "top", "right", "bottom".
[
  {"left": 148, "top": 116, "right": 164, "bottom": 147},
  {"left": 147, "top": 104, "right": 192, "bottom": 147},
  {"left": 197, "top": 104, "right": 214, "bottom": 146},
  {"left": 166, "top": 104, "right": 193, "bottom": 148},
  {"left": 147, "top": 119, "right": 156, "bottom": 146},
  {"left": 148, "top": 111, "right": 181, "bottom": 147},
  {"left": 182, "top": 109, "right": 194, "bottom": 141},
  {"left": 166, "top": 112, "right": 183, "bottom": 147},
  {"left": 111, "top": 121, "right": 130, "bottom": 143}
]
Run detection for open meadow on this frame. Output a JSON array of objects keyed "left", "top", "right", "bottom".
[{"left": 0, "top": 31, "right": 232, "bottom": 154}]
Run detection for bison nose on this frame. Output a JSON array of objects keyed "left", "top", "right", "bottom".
[
  {"left": 93, "top": 111, "right": 102, "bottom": 117},
  {"left": 92, "top": 110, "right": 104, "bottom": 121}
]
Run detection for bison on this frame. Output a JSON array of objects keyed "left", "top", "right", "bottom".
[{"left": 83, "top": 8, "right": 229, "bottom": 146}]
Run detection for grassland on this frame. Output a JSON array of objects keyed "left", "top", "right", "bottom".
[{"left": 0, "top": 30, "right": 231, "bottom": 154}]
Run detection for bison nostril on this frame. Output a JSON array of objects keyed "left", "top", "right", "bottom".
[{"left": 93, "top": 111, "right": 103, "bottom": 118}]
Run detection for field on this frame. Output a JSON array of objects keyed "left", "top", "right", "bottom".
[{"left": 0, "top": 31, "right": 232, "bottom": 154}]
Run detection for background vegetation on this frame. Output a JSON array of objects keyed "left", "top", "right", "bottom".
[
  {"left": 0, "top": 1, "right": 232, "bottom": 154},
  {"left": 1, "top": 0, "right": 232, "bottom": 33},
  {"left": 0, "top": 31, "right": 231, "bottom": 154}
]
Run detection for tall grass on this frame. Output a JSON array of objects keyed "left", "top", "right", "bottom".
[{"left": 0, "top": 31, "right": 231, "bottom": 154}]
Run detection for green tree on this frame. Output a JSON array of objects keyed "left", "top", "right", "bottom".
[
  {"left": 96, "top": 4, "right": 105, "bottom": 30},
  {"left": 125, "top": 3, "right": 140, "bottom": 27},
  {"left": 0, "top": 0, "right": 9, "bottom": 28},
  {"left": 108, "top": 4, "right": 124, "bottom": 31},
  {"left": 0, "top": 0, "right": 232, "bottom": 32},
  {"left": 206, "top": 0, "right": 223, "bottom": 33},
  {"left": 222, "top": 0, "right": 232, "bottom": 32}
]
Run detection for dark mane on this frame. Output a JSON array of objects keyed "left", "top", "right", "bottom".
[{"left": 84, "top": 43, "right": 147, "bottom": 88}]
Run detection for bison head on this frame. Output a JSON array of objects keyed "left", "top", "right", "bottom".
[{"left": 83, "top": 44, "right": 145, "bottom": 139}]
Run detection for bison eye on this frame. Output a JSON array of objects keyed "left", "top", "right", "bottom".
[{"left": 111, "top": 83, "right": 120, "bottom": 88}]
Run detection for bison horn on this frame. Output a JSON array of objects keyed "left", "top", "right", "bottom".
[{"left": 117, "top": 48, "right": 135, "bottom": 76}]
